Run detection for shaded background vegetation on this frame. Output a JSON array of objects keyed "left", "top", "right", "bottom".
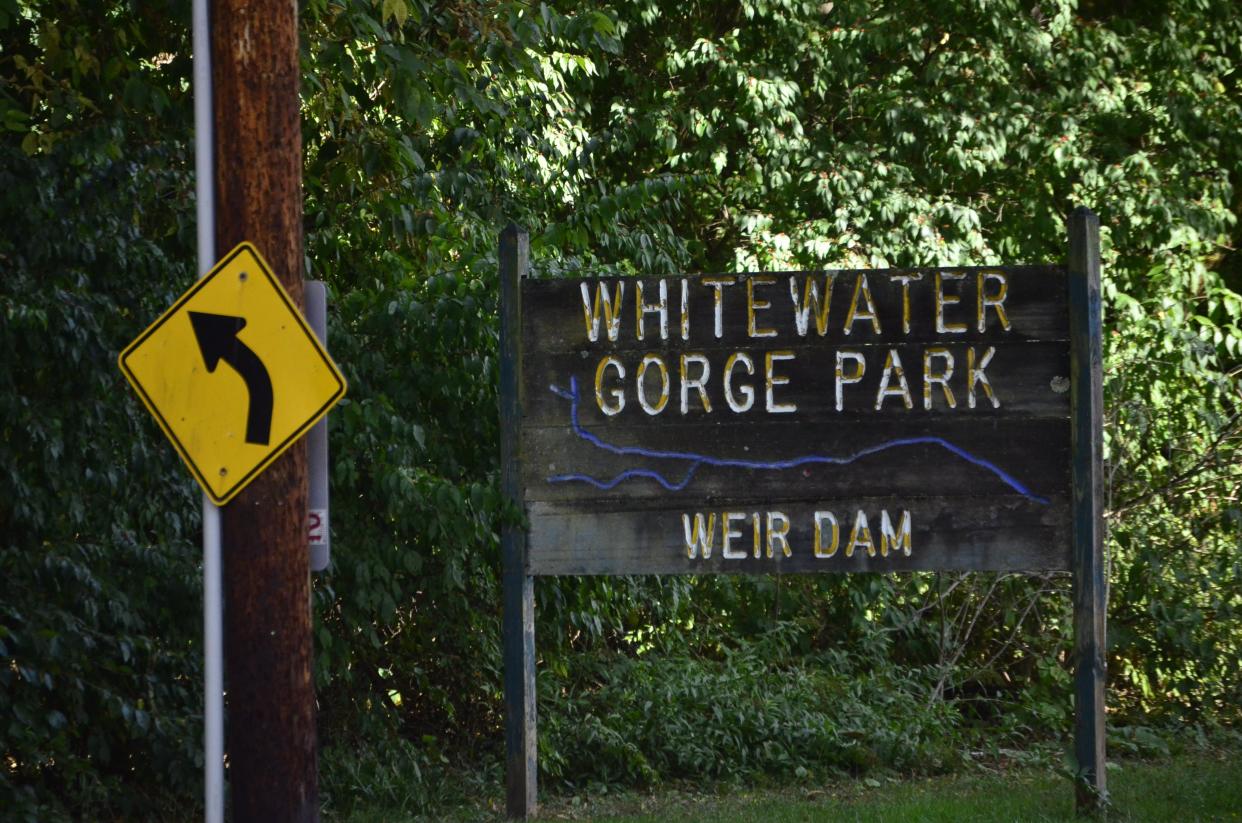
[{"left": 1, "top": 0, "right": 1239, "bottom": 818}]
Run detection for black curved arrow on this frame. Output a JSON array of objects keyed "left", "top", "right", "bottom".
[{"left": 188, "top": 311, "right": 273, "bottom": 445}]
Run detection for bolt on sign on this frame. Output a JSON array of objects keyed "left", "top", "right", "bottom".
[
  {"left": 499, "top": 210, "right": 1106, "bottom": 818},
  {"left": 119, "top": 243, "right": 347, "bottom": 505}
]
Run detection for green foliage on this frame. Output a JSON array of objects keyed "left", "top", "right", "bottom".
[
  {"left": 1, "top": 0, "right": 1240, "bottom": 817},
  {"left": 0, "top": 4, "right": 203, "bottom": 818},
  {"left": 541, "top": 626, "right": 962, "bottom": 789},
  {"left": 552, "top": 0, "right": 1242, "bottom": 732},
  {"left": 321, "top": 734, "right": 499, "bottom": 820}
]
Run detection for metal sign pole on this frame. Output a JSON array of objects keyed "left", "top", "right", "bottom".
[
  {"left": 306, "top": 281, "right": 330, "bottom": 572},
  {"left": 192, "top": 1, "right": 223, "bottom": 821}
]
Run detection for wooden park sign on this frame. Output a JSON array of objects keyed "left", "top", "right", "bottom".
[{"left": 499, "top": 208, "right": 1106, "bottom": 818}]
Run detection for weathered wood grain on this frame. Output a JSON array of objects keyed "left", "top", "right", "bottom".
[
  {"left": 522, "top": 341, "right": 1071, "bottom": 425},
  {"left": 517, "top": 264, "right": 1074, "bottom": 579},
  {"left": 212, "top": 1, "right": 317, "bottom": 818},
  {"left": 1069, "top": 208, "right": 1107, "bottom": 812},
  {"left": 521, "top": 417, "right": 1070, "bottom": 505},
  {"left": 523, "top": 266, "right": 1068, "bottom": 353},
  {"left": 499, "top": 225, "right": 537, "bottom": 821},
  {"left": 505, "top": 253, "right": 1092, "bottom": 816},
  {"left": 526, "top": 497, "right": 1070, "bottom": 575}
]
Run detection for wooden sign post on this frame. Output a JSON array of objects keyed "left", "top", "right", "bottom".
[
  {"left": 500, "top": 224, "right": 538, "bottom": 816},
  {"left": 1069, "top": 207, "right": 1107, "bottom": 811},
  {"left": 499, "top": 210, "right": 1106, "bottom": 818}
]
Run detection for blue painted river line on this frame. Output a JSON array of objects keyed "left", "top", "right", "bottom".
[{"left": 545, "top": 377, "right": 1050, "bottom": 505}]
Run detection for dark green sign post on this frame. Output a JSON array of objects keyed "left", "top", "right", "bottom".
[
  {"left": 1069, "top": 207, "right": 1108, "bottom": 810},
  {"left": 499, "top": 209, "right": 1106, "bottom": 818}
]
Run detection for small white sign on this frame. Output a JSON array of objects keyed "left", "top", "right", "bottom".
[{"left": 308, "top": 509, "right": 328, "bottom": 546}]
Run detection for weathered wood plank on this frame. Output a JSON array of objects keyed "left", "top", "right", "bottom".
[
  {"left": 508, "top": 249, "right": 1089, "bottom": 815},
  {"left": 520, "top": 417, "right": 1070, "bottom": 505},
  {"left": 523, "top": 266, "right": 1069, "bottom": 353},
  {"left": 519, "top": 264, "right": 1075, "bottom": 580},
  {"left": 1069, "top": 207, "right": 1107, "bottom": 812},
  {"left": 522, "top": 340, "right": 1071, "bottom": 425},
  {"left": 499, "top": 224, "right": 537, "bottom": 821},
  {"left": 507, "top": 252, "right": 1088, "bottom": 814},
  {"left": 527, "top": 497, "right": 1071, "bottom": 575}
]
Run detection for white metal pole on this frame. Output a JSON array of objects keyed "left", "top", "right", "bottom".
[{"left": 192, "top": 2, "right": 223, "bottom": 822}]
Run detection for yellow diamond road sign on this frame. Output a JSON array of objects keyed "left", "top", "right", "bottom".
[{"left": 119, "top": 242, "right": 347, "bottom": 505}]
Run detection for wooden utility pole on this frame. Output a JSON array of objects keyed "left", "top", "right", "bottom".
[{"left": 211, "top": 2, "right": 318, "bottom": 820}]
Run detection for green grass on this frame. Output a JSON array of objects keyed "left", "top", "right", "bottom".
[
  {"left": 328, "top": 747, "right": 1242, "bottom": 822},
  {"left": 567, "top": 752, "right": 1241, "bottom": 823}
]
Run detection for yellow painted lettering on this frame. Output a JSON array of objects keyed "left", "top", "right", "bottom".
[
  {"left": 935, "top": 271, "right": 967, "bottom": 333},
  {"left": 875, "top": 348, "right": 913, "bottom": 410},
  {"left": 747, "top": 275, "right": 778, "bottom": 338},
  {"left": 682, "top": 512, "right": 717, "bottom": 559},
  {"left": 846, "top": 510, "right": 875, "bottom": 558},
  {"left": 702, "top": 276, "right": 735, "bottom": 339},
  {"left": 765, "top": 350, "right": 797, "bottom": 413},
  {"left": 580, "top": 281, "right": 625, "bottom": 342},
  {"left": 922, "top": 347, "right": 956, "bottom": 410},
  {"left": 835, "top": 350, "right": 866, "bottom": 411},
  {"left": 724, "top": 352, "right": 755, "bottom": 413},
  {"left": 880, "top": 509, "right": 912, "bottom": 557},
  {"left": 636, "top": 354, "right": 670, "bottom": 415},
  {"left": 814, "top": 511, "right": 839, "bottom": 558},
  {"left": 977, "top": 271, "right": 1011, "bottom": 332},
  {"left": 680, "top": 278, "right": 691, "bottom": 340},
  {"left": 843, "top": 273, "right": 882, "bottom": 335},
  {"left": 789, "top": 274, "right": 834, "bottom": 336},
  {"left": 594, "top": 356, "right": 625, "bottom": 415},
  {"left": 892, "top": 273, "right": 923, "bottom": 335},
  {"left": 635, "top": 280, "right": 669, "bottom": 341},
  {"left": 752, "top": 511, "right": 762, "bottom": 558},
  {"left": 967, "top": 345, "right": 999, "bottom": 409},
  {"left": 767, "top": 511, "right": 792, "bottom": 558},
  {"left": 679, "top": 353, "right": 712, "bottom": 414},
  {"left": 722, "top": 512, "right": 747, "bottom": 559}
]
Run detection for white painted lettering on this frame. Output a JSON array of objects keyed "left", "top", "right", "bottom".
[
  {"left": 814, "top": 511, "right": 839, "bottom": 558},
  {"left": 880, "top": 509, "right": 912, "bottom": 557},
  {"left": 580, "top": 281, "right": 625, "bottom": 342},
  {"left": 935, "top": 271, "right": 968, "bottom": 334},
  {"left": 846, "top": 510, "right": 875, "bottom": 557},
  {"left": 635, "top": 280, "right": 669, "bottom": 341},
  {"left": 789, "top": 274, "right": 834, "bottom": 337},
  {"left": 683, "top": 512, "right": 717, "bottom": 559},
  {"left": 679, "top": 353, "right": 712, "bottom": 414},
  {"left": 875, "top": 348, "right": 913, "bottom": 410},
  {"left": 595, "top": 356, "right": 625, "bottom": 415},
  {"left": 922, "top": 347, "right": 956, "bottom": 410},
  {"left": 724, "top": 352, "right": 755, "bottom": 413},
  {"left": 835, "top": 350, "right": 866, "bottom": 411},
  {"left": 765, "top": 350, "right": 797, "bottom": 413},
  {"left": 977, "top": 271, "right": 1011, "bottom": 332},
  {"left": 722, "top": 512, "right": 748, "bottom": 559},
  {"left": 636, "top": 353, "right": 670, "bottom": 415},
  {"left": 747, "top": 275, "right": 778, "bottom": 338},
  {"left": 967, "top": 345, "right": 999, "bottom": 408},
  {"left": 843, "top": 274, "right": 882, "bottom": 335},
  {"left": 702, "top": 277, "right": 735, "bottom": 339},
  {"left": 767, "top": 511, "right": 792, "bottom": 558}
]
